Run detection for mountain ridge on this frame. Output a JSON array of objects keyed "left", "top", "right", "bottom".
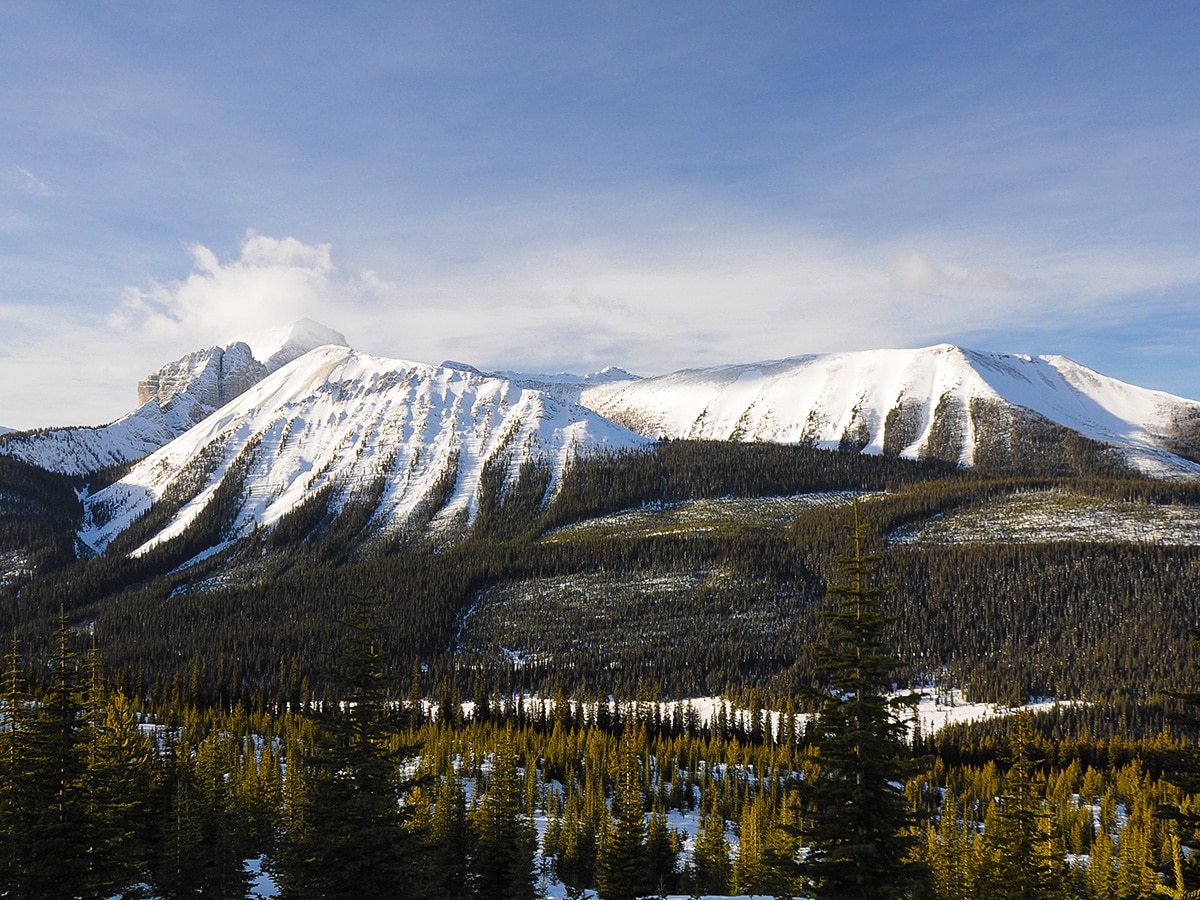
[
  {"left": 579, "top": 343, "right": 1200, "bottom": 479},
  {"left": 6, "top": 325, "right": 1200, "bottom": 564},
  {"left": 0, "top": 321, "right": 349, "bottom": 476},
  {"left": 78, "top": 345, "right": 645, "bottom": 558}
]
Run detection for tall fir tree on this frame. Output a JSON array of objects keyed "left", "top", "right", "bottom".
[
  {"left": 691, "top": 795, "right": 732, "bottom": 896},
  {"left": 801, "top": 499, "right": 925, "bottom": 900},
  {"left": 978, "top": 712, "right": 1066, "bottom": 900},
  {"left": 1161, "top": 627, "right": 1200, "bottom": 895},
  {"left": 596, "top": 731, "right": 646, "bottom": 900},
  {"left": 643, "top": 801, "right": 680, "bottom": 896},
  {"left": 274, "top": 594, "right": 428, "bottom": 900},
  {"left": 13, "top": 613, "right": 94, "bottom": 899},
  {"left": 469, "top": 728, "right": 537, "bottom": 900}
]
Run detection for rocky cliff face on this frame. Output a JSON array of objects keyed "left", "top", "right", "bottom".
[{"left": 137, "top": 342, "right": 268, "bottom": 425}]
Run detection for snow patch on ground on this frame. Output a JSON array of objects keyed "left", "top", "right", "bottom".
[{"left": 891, "top": 490, "right": 1200, "bottom": 546}]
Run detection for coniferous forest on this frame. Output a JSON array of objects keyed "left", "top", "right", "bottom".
[{"left": 4, "top": 441, "right": 1200, "bottom": 896}]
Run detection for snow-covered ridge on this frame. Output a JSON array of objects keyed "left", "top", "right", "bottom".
[
  {"left": 79, "top": 346, "right": 647, "bottom": 557},
  {"left": 579, "top": 344, "right": 1200, "bottom": 478},
  {"left": 0, "top": 320, "right": 350, "bottom": 477}
]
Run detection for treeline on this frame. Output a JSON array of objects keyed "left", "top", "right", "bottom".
[
  {"left": 0, "top": 455, "right": 79, "bottom": 572},
  {"left": 7, "top": 619, "right": 1200, "bottom": 899}
]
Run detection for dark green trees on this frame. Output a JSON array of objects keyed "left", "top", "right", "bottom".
[
  {"left": 595, "top": 733, "right": 647, "bottom": 900},
  {"left": 275, "top": 596, "right": 426, "bottom": 899},
  {"left": 803, "top": 500, "right": 924, "bottom": 900},
  {"left": 469, "top": 728, "right": 537, "bottom": 900},
  {"left": 0, "top": 619, "right": 156, "bottom": 900},
  {"left": 978, "top": 712, "right": 1066, "bottom": 900}
]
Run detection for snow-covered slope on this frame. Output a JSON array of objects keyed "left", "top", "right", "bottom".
[
  {"left": 0, "top": 321, "right": 349, "bottom": 477},
  {"left": 246, "top": 318, "right": 349, "bottom": 373},
  {"left": 79, "top": 346, "right": 647, "bottom": 557},
  {"left": 580, "top": 344, "right": 1200, "bottom": 478}
]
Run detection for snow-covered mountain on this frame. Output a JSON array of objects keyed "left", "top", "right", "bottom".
[
  {"left": 8, "top": 326, "right": 1200, "bottom": 561},
  {"left": 579, "top": 345, "right": 1200, "bottom": 478},
  {"left": 0, "top": 320, "right": 347, "bottom": 476},
  {"left": 79, "top": 346, "right": 646, "bottom": 557}
]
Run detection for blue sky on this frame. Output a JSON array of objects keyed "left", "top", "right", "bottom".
[{"left": 2, "top": 1, "right": 1199, "bottom": 428}]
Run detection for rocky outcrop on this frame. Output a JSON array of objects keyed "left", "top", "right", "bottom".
[
  {"left": 137, "top": 341, "right": 268, "bottom": 425},
  {"left": 0, "top": 321, "right": 346, "bottom": 476}
]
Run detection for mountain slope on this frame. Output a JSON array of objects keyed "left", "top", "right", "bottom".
[
  {"left": 579, "top": 344, "right": 1200, "bottom": 478},
  {"left": 79, "top": 346, "right": 647, "bottom": 557},
  {"left": 0, "top": 320, "right": 348, "bottom": 477}
]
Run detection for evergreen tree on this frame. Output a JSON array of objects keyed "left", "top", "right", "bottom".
[
  {"left": 0, "top": 632, "right": 30, "bottom": 891},
  {"left": 759, "top": 789, "right": 805, "bottom": 899},
  {"left": 596, "top": 732, "right": 646, "bottom": 900},
  {"left": 81, "top": 675, "right": 157, "bottom": 897},
  {"left": 691, "top": 795, "right": 732, "bottom": 896},
  {"left": 553, "top": 780, "right": 600, "bottom": 893},
  {"left": 418, "top": 768, "right": 471, "bottom": 900},
  {"left": 643, "top": 801, "right": 680, "bottom": 897},
  {"left": 977, "top": 712, "right": 1066, "bottom": 900},
  {"left": 469, "top": 728, "right": 537, "bottom": 900},
  {"left": 274, "top": 594, "right": 427, "bottom": 899},
  {"left": 1160, "top": 627, "right": 1200, "bottom": 895},
  {"left": 801, "top": 499, "right": 925, "bottom": 900},
  {"left": 148, "top": 731, "right": 253, "bottom": 900},
  {"left": 12, "top": 613, "right": 94, "bottom": 899},
  {"left": 732, "top": 791, "right": 769, "bottom": 895}
]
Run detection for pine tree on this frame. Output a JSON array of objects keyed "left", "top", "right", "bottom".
[
  {"left": 732, "top": 791, "right": 768, "bottom": 895},
  {"left": 760, "top": 789, "right": 804, "bottom": 899},
  {"left": 470, "top": 728, "right": 537, "bottom": 900},
  {"left": 554, "top": 781, "right": 600, "bottom": 893},
  {"left": 0, "top": 632, "right": 31, "bottom": 896},
  {"left": 643, "top": 801, "right": 680, "bottom": 896},
  {"left": 15, "top": 613, "right": 94, "bottom": 899},
  {"left": 978, "top": 712, "right": 1066, "bottom": 900},
  {"left": 421, "top": 769, "right": 471, "bottom": 900},
  {"left": 801, "top": 499, "right": 925, "bottom": 900},
  {"left": 1160, "top": 628, "right": 1200, "bottom": 895},
  {"left": 274, "top": 594, "right": 427, "bottom": 899},
  {"left": 691, "top": 794, "right": 732, "bottom": 895},
  {"left": 81, "top": 673, "right": 157, "bottom": 897},
  {"left": 596, "top": 731, "right": 646, "bottom": 900}
]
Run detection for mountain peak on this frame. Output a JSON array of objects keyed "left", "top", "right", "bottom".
[{"left": 247, "top": 318, "right": 350, "bottom": 373}]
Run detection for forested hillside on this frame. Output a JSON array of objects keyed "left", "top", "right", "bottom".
[{"left": 3, "top": 440, "right": 1200, "bottom": 734}]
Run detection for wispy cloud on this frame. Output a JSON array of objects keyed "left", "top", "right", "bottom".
[
  {"left": 8, "top": 167, "right": 53, "bottom": 197},
  {"left": 2, "top": 226, "right": 1200, "bottom": 431}
]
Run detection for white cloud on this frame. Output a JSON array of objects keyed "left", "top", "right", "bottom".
[
  {"left": 17, "top": 168, "right": 52, "bottom": 196},
  {"left": 109, "top": 231, "right": 339, "bottom": 346},
  {"left": 4, "top": 227, "right": 1200, "bottom": 432}
]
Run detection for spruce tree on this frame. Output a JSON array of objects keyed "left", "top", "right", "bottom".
[
  {"left": 978, "top": 712, "right": 1066, "bottom": 900},
  {"left": 596, "top": 732, "right": 646, "bottom": 900},
  {"left": 275, "top": 594, "right": 427, "bottom": 899},
  {"left": 1160, "top": 627, "right": 1200, "bottom": 894},
  {"left": 0, "top": 632, "right": 31, "bottom": 896},
  {"left": 801, "top": 499, "right": 924, "bottom": 900},
  {"left": 643, "top": 801, "right": 680, "bottom": 896},
  {"left": 691, "top": 795, "right": 732, "bottom": 896},
  {"left": 16, "top": 613, "right": 94, "bottom": 899},
  {"left": 469, "top": 728, "right": 537, "bottom": 900}
]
